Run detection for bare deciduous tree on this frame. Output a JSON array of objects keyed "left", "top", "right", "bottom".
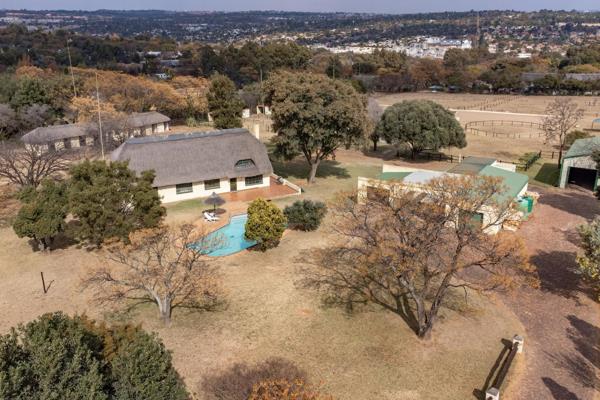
[
  {"left": 542, "top": 98, "right": 584, "bottom": 165},
  {"left": 0, "top": 143, "right": 68, "bottom": 187},
  {"left": 83, "top": 224, "right": 223, "bottom": 325},
  {"left": 299, "top": 175, "right": 538, "bottom": 339},
  {"left": 366, "top": 98, "right": 384, "bottom": 151}
]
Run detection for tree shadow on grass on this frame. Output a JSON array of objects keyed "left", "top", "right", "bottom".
[
  {"left": 542, "top": 377, "right": 580, "bottom": 400},
  {"left": 534, "top": 163, "right": 560, "bottom": 186},
  {"left": 200, "top": 357, "right": 306, "bottom": 400},
  {"left": 271, "top": 158, "right": 350, "bottom": 181}
]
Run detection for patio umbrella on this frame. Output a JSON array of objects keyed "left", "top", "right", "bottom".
[{"left": 205, "top": 192, "right": 225, "bottom": 213}]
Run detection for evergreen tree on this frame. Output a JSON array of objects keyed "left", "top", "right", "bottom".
[
  {"left": 13, "top": 180, "right": 68, "bottom": 251},
  {"left": 207, "top": 73, "right": 244, "bottom": 129},
  {"left": 0, "top": 313, "right": 188, "bottom": 400},
  {"left": 9, "top": 78, "right": 50, "bottom": 110},
  {"left": 68, "top": 160, "right": 165, "bottom": 246},
  {"left": 245, "top": 198, "right": 287, "bottom": 251},
  {"left": 265, "top": 71, "right": 368, "bottom": 183},
  {"left": 376, "top": 100, "right": 466, "bottom": 159}
]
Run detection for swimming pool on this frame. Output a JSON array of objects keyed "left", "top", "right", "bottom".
[{"left": 192, "top": 214, "right": 256, "bottom": 257}]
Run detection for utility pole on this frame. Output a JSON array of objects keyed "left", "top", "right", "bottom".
[
  {"left": 66, "top": 38, "right": 77, "bottom": 98},
  {"left": 95, "top": 72, "right": 105, "bottom": 160}
]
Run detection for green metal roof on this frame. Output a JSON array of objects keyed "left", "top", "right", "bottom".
[
  {"left": 380, "top": 171, "right": 412, "bottom": 181},
  {"left": 479, "top": 165, "right": 529, "bottom": 202},
  {"left": 564, "top": 137, "right": 600, "bottom": 159},
  {"left": 448, "top": 156, "right": 496, "bottom": 175}
]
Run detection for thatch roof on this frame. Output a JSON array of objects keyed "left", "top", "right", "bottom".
[
  {"left": 125, "top": 111, "right": 170, "bottom": 128},
  {"left": 21, "top": 123, "right": 97, "bottom": 145},
  {"left": 20, "top": 111, "right": 170, "bottom": 145},
  {"left": 110, "top": 128, "right": 273, "bottom": 187}
]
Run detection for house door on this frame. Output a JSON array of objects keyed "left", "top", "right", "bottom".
[{"left": 230, "top": 178, "right": 237, "bottom": 192}]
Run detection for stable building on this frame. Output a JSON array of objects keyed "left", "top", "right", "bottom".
[
  {"left": 110, "top": 128, "right": 274, "bottom": 203},
  {"left": 559, "top": 137, "right": 600, "bottom": 191}
]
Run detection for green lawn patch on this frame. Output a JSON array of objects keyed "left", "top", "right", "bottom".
[{"left": 525, "top": 160, "right": 560, "bottom": 187}]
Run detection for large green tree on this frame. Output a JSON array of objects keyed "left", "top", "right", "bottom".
[
  {"left": 265, "top": 71, "right": 368, "bottom": 183},
  {"left": 68, "top": 160, "right": 165, "bottom": 246},
  {"left": 0, "top": 312, "right": 188, "bottom": 400},
  {"left": 376, "top": 100, "right": 466, "bottom": 159},
  {"left": 9, "top": 78, "right": 51, "bottom": 110},
  {"left": 207, "top": 73, "right": 245, "bottom": 129},
  {"left": 13, "top": 180, "right": 68, "bottom": 251}
]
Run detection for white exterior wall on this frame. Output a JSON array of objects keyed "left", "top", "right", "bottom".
[
  {"left": 157, "top": 175, "right": 270, "bottom": 204},
  {"left": 559, "top": 156, "right": 599, "bottom": 188},
  {"left": 357, "top": 176, "right": 523, "bottom": 235}
]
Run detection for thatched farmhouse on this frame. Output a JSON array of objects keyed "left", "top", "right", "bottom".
[
  {"left": 20, "top": 111, "right": 170, "bottom": 152},
  {"left": 111, "top": 128, "right": 274, "bottom": 203}
]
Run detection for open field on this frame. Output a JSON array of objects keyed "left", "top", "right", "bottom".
[
  {"left": 375, "top": 93, "right": 600, "bottom": 162},
  {"left": 375, "top": 92, "right": 600, "bottom": 121}
]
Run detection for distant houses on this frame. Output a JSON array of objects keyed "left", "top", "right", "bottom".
[
  {"left": 111, "top": 128, "right": 274, "bottom": 203},
  {"left": 20, "top": 111, "right": 171, "bottom": 152}
]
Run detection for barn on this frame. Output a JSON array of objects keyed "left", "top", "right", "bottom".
[{"left": 559, "top": 137, "right": 600, "bottom": 191}]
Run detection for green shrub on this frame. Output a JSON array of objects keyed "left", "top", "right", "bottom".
[
  {"left": 245, "top": 198, "right": 286, "bottom": 251},
  {"left": 565, "top": 130, "right": 591, "bottom": 148},
  {"left": 283, "top": 200, "right": 327, "bottom": 231}
]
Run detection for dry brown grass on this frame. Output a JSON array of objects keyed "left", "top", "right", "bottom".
[{"left": 0, "top": 207, "right": 525, "bottom": 400}]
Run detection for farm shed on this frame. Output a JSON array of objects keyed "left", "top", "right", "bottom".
[
  {"left": 357, "top": 158, "right": 531, "bottom": 234},
  {"left": 559, "top": 137, "right": 600, "bottom": 190}
]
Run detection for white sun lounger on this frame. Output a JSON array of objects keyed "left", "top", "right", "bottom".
[{"left": 203, "top": 212, "right": 220, "bottom": 222}]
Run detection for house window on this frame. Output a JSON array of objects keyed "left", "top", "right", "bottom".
[
  {"left": 235, "top": 159, "right": 256, "bottom": 169},
  {"left": 204, "top": 179, "right": 221, "bottom": 190},
  {"left": 245, "top": 175, "right": 263, "bottom": 186},
  {"left": 175, "top": 183, "right": 193, "bottom": 195}
]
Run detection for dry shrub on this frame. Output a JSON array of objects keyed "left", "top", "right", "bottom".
[
  {"left": 249, "top": 379, "right": 333, "bottom": 400},
  {"left": 201, "top": 358, "right": 307, "bottom": 400}
]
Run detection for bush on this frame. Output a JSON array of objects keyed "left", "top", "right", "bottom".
[
  {"left": 245, "top": 198, "right": 287, "bottom": 251},
  {"left": 202, "top": 358, "right": 306, "bottom": 400},
  {"left": 249, "top": 380, "right": 333, "bottom": 400},
  {"left": 0, "top": 312, "right": 188, "bottom": 400},
  {"left": 283, "top": 200, "right": 327, "bottom": 231},
  {"left": 565, "top": 130, "right": 591, "bottom": 148}
]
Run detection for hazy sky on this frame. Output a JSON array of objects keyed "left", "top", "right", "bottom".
[{"left": 3, "top": 0, "right": 599, "bottom": 13}]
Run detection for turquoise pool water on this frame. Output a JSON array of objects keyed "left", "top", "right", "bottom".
[{"left": 193, "top": 214, "right": 256, "bottom": 257}]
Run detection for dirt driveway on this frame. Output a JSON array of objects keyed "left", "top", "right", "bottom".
[{"left": 505, "top": 186, "right": 600, "bottom": 399}]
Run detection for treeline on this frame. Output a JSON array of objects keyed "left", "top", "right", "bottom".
[{"left": 0, "top": 65, "right": 208, "bottom": 139}]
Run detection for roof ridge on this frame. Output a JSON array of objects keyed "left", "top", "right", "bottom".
[{"left": 124, "top": 128, "right": 252, "bottom": 145}]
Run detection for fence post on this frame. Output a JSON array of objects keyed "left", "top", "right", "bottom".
[
  {"left": 485, "top": 387, "right": 500, "bottom": 400},
  {"left": 512, "top": 335, "right": 524, "bottom": 354}
]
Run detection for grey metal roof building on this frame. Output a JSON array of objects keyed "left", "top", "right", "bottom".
[{"left": 110, "top": 128, "right": 273, "bottom": 188}]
